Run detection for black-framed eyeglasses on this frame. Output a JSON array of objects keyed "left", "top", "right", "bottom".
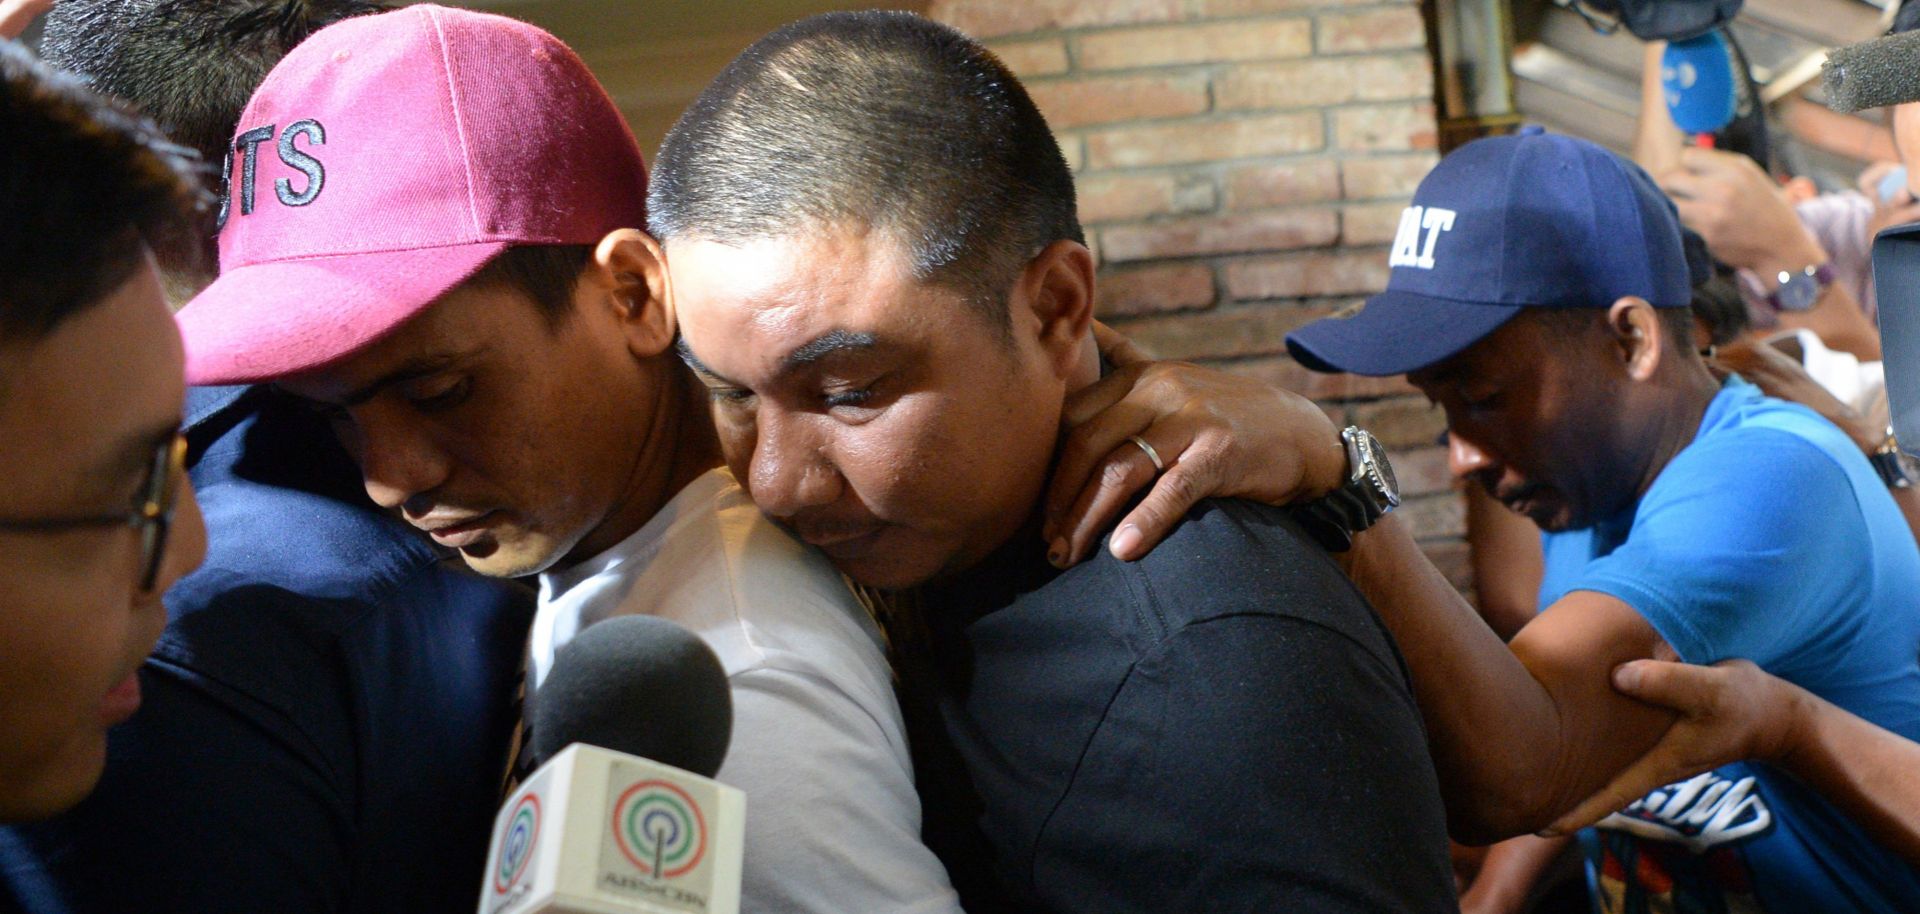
[{"left": 0, "top": 433, "right": 189, "bottom": 592}]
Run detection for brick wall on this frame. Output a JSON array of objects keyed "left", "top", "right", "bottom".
[{"left": 928, "top": 0, "right": 1471, "bottom": 590}]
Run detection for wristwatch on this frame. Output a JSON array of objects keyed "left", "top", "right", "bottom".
[
  {"left": 1871, "top": 427, "right": 1915, "bottom": 491},
  {"left": 1764, "top": 263, "right": 1835, "bottom": 312},
  {"left": 1297, "top": 426, "right": 1401, "bottom": 552}
]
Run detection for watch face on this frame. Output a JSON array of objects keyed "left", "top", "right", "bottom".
[
  {"left": 1775, "top": 272, "right": 1818, "bottom": 311},
  {"left": 1359, "top": 433, "right": 1401, "bottom": 507}
]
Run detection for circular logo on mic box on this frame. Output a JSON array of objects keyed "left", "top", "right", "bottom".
[
  {"left": 494, "top": 792, "right": 541, "bottom": 895},
  {"left": 611, "top": 780, "right": 708, "bottom": 879}
]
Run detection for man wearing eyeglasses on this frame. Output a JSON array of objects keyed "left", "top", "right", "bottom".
[
  {"left": 1, "top": 3, "right": 537, "bottom": 912},
  {"left": 0, "top": 43, "right": 207, "bottom": 826}
]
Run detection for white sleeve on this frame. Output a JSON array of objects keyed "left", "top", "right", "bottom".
[{"left": 717, "top": 666, "right": 966, "bottom": 914}]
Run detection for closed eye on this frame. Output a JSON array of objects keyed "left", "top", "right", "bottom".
[
  {"left": 407, "top": 376, "right": 471, "bottom": 413},
  {"left": 823, "top": 388, "right": 873, "bottom": 409}
]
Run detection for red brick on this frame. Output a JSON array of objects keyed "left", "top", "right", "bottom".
[
  {"left": 1114, "top": 304, "right": 1335, "bottom": 360},
  {"left": 1226, "top": 249, "right": 1389, "bottom": 299},
  {"left": 1225, "top": 355, "right": 1417, "bottom": 400},
  {"left": 1078, "top": 173, "right": 1215, "bottom": 224},
  {"left": 1074, "top": 19, "right": 1311, "bottom": 70},
  {"left": 1341, "top": 152, "right": 1438, "bottom": 199},
  {"left": 929, "top": 0, "right": 1183, "bottom": 40},
  {"left": 1216, "top": 54, "right": 1431, "bottom": 110},
  {"left": 1348, "top": 395, "right": 1445, "bottom": 448},
  {"left": 1334, "top": 103, "right": 1438, "bottom": 152},
  {"left": 1101, "top": 209, "right": 1338, "bottom": 262},
  {"left": 1061, "top": 136, "right": 1086, "bottom": 172},
  {"left": 1193, "top": 0, "right": 1381, "bottom": 15},
  {"left": 987, "top": 37, "right": 1070, "bottom": 77},
  {"left": 1096, "top": 262, "right": 1217, "bottom": 316},
  {"left": 1391, "top": 444, "right": 1454, "bottom": 498},
  {"left": 1086, "top": 112, "right": 1322, "bottom": 169},
  {"left": 1341, "top": 201, "right": 1405, "bottom": 245},
  {"left": 1399, "top": 492, "right": 1465, "bottom": 541},
  {"left": 1224, "top": 159, "right": 1340, "bottom": 210},
  {"left": 1317, "top": 7, "right": 1428, "bottom": 54},
  {"left": 1029, "top": 73, "right": 1210, "bottom": 130}
]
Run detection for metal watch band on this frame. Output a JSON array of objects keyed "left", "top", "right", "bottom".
[{"left": 1295, "top": 427, "right": 1397, "bottom": 553}]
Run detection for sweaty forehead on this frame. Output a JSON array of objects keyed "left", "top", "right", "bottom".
[{"left": 669, "top": 231, "right": 925, "bottom": 371}]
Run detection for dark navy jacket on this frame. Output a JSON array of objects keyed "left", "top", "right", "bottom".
[{"left": 2, "top": 386, "right": 532, "bottom": 914}]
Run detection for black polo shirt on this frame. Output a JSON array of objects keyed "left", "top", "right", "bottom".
[{"left": 903, "top": 498, "right": 1456, "bottom": 913}]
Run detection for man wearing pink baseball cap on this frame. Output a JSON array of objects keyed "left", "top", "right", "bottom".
[{"left": 172, "top": 6, "right": 961, "bottom": 913}]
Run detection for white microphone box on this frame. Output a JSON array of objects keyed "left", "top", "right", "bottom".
[{"left": 479, "top": 743, "right": 746, "bottom": 914}]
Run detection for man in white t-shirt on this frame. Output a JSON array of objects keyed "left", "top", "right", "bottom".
[{"left": 167, "top": 8, "right": 961, "bottom": 913}]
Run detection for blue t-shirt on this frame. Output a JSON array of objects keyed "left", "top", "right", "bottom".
[{"left": 1538, "top": 377, "right": 1920, "bottom": 913}]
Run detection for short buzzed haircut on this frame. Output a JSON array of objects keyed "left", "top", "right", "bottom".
[
  {"left": 648, "top": 11, "right": 1083, "bottom": 327},
  {"left": 0, "top": 41, "right": 201, "bottom": 344},
  {"left": 39, "top": 0, "right": 385, "bottom": 286},
  {"left": 40, "top": 0, "right": 385, "bottom": 174}
]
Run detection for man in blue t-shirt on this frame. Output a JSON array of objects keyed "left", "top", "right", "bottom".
[
  {"left": 1276, "top": 128, "right": 1920, "bottom": 912},
  {"left": 1534, "top": 375, "right": 1920, "bottom": 909}
]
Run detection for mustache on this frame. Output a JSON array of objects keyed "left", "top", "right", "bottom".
[{"left": 1488, "top": 480, "right": 1546, "bottom": 507}]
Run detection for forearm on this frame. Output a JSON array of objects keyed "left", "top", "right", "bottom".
[
  {"left": 1458, "top": 835, "right": 1573, "bottom": 914},
  {"left": 1463, "top": 481, "right": 1543, "bottom": 640},
  {"left": 1772, "top": 281, "right": 1882, "bottom": 362},
  {"left": 1340, "top": 516, "right": 1623, "bottom": 839},
  {"left": 1777, "top": 687, "right": 1920, "bottom": 866},
  {"left": 1343, "top": 515, "right": 1679, "bottom": 838},
  {"left": 1633, "top": 41, "right": 1683, "bottom": 177}
]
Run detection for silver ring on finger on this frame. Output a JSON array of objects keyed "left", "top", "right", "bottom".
[{"left": 1128, "top": 434, "right": 1165, "bottom": 473}]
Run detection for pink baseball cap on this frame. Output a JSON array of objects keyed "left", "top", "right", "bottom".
[{"left": 176, "top": 4, "right": 648, "bottom": 384}]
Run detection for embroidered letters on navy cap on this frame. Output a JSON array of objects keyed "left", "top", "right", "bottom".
[{"left": 1388, "top": 205, "right": 1456, "bottom": 271}]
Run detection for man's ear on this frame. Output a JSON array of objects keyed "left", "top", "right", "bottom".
[
  {"left": 1606, "top": 295, "right": 1665, "bottom": 381},
  {"left": 1014, "top": 239, "right": 1096, "bottom": 378},
  {"left": 585, "top": 228, "right": 675, "bottom": 358}
]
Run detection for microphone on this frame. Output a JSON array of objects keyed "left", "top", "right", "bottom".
[
  {"left": 478, "top": 615, "right": 744, "bottom": 914},
  {"left": 1823, "top": 29, "right": 1920, "bottom": 113},
  {"left": 1663, "top": 32, "right": 1738, "bottom": 136}
]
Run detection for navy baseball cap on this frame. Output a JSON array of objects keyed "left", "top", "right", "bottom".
[{"left": 1286, "top": 127, "right": 1693, "bottom": 377}]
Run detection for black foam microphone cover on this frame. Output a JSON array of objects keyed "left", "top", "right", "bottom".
[
  {"left": 1823, "top": 30, "right": 1920, "bottom": 113},
  {"left": 531, "top": 614, "right": 734, "bottom": 779}
]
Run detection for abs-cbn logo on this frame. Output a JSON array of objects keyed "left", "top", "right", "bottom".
[
  {"left": 216, "top": 119, "right": 326, "bottom": 230},
  {"left": 598, "top": 770, "right": 718, "bottom": 913},
  {"left": 492, "top": 792, "right": 540, "bottom": 896},
  {"left": 612, "top": 780, "right": 709, "bottom": 879}
]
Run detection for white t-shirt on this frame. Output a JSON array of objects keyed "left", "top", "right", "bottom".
[
  {"left": 533, "top": 468, "right": 962, "bottom": 914},
  {"left": 1785, "top": 327, "right": 1889, "bottom": 433}
]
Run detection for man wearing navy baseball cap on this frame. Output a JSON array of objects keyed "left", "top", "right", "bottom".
[{"left": 1284, "top": 128, "right": 1920, "bottom": 912}]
